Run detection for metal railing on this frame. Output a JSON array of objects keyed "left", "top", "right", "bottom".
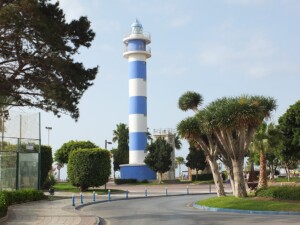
[
  {"left": 153, "top": 128, "right": 176, "bottom": 136},
  {"left": 123, "top": 46, "right": 151, "bottom": 55},
  {"left": 123, "top": 31, "right": 151, "bottom": 41}
]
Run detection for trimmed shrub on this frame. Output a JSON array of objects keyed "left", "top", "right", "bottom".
[
  {"left": 192, "top": 173, "right": 213, "bottom": 181},
  {"left": 55, "top": 140, "right": 98, "bottom": 165},
  {"left": 68, "top": 148, "right": 111, "bottom": 191},
  {"left": 40, "top": 145, "right": 53, "bottom": 189},
  {"left": 115, "top": 179, "right": 138, "bottom": 185},
  {"left": 256, "top": 186, "right": 300, "bottom": 201},
  {"left": 0, "top": 189, "right": 45, "bottom": 218}
]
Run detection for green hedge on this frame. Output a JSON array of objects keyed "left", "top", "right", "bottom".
[
  {"left": 0, "top": 193, "right": 7, "bottom": 218},
  {"left": 115, "top": 179, "right": 138, "bottom": 185},
  {"left": 191, "top": 173, "right": 227, "bottom": 181},
  {"left": 192, "top": 173, "right": 213, "bottom": 181},
  {"left": 256, "top": 186, "right": 300, "bottom": 201},
  {"left": 0, "top": 189, "right": 45, "bottom": 218}
]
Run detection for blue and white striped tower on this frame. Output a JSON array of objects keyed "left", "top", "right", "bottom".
[{"left": 120, "top": 20, "right": 156, "bottom": 181}]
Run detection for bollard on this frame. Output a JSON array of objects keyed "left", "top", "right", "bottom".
[
  {"left": 72, "top": 194, "right": 75, "bottom": 207},
  {"left": 108, "top": 189, "right": 111, "bottom": 201},
  {"left": 187, "top": 185, "right": 189, "bottom": 195},
  {"left": 126, "top": 190, "right": 128, "bottom": 199},
  {"left": 145, "top": 188, "right": 147, "bottom": 197},
  {"left": 209, "top": 183, "right": 211, "bottom": 193},
  {"left": 93, "top": 191, "right": 96, "bottom": 202},
  {"left": 80, "top": 192, "right": 83, "bottom": 204},
  {"left": 165, "top": 187, "right": 168, "bottom": 196}
]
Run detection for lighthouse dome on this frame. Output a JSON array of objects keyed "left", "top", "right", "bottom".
[{"left": 131, "top": 19, "right": 143, "bottom": 34}]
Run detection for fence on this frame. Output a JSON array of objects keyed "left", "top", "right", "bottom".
[{"left": 0, "top": 111, "right": 41, "bottom": 191}]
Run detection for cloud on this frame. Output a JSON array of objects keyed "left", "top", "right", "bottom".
[{"left": 196, "top": 24, "right": 298, "bottom": 78}]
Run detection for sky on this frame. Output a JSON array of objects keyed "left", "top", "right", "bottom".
[{"left": 17, "top": 0, "right": 300, "bottom": 178}]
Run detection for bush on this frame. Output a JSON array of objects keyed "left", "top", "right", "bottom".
[
  {"left": 1, "top": 189, "right": 45, "bottom": 205},
  {"left": 192, "top": 173, "right": 213, "bottom": 181},
  {"left": 0, "top": 193, "right": 7, "bottom": 218},
  {"left": 256, "top": 186, "right": 300, "bottom": 201},
  {"left": 40, "top": 145, "right": 53, "bottom": 189},
  {"left": 55, "top": 140, "right": 98, "bottom": 165},
  {"left": 68, "top": 148, "right": 111, "bottom": 191},
  {"left": 0, "top": 189, "right": 45, "bottom": 218},
  {"left": 114, "top": 179, "right": 138, "bottom": 185}
]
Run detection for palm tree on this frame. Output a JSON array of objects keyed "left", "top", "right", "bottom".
[
  {"left": 177, "top": 92, "right": 226, "bottom": 197},
  {"left": 174, "top": 134, "right": 182, "bottom": 150},
  {"left": 204, "top": 95, "right": 277, "bottom": 197},
  {"left": 175, "top": 156, "right": 185, "bottom": 179},
  {"left": 177, "top": 115, "right": 226, "bottom": 197},
  {"left": 178, "top": 91, "right": 203, "bottom": 112},
  {"left": 55, "top": 162, "right": 64, "bottom": 181},
  {"left": 178, "top": 93, "right": 277, "bottom": 197},
  {"left": 112, "top": 123, "right": 129, "bottom": 143},
  {"left": 112, "top": 123, "right": 129, "bottom": 171},
  {"left": 250, "top": 122, "right": 270, "bottom": 189}
]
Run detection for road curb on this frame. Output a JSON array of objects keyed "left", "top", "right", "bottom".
[{"left": 193, "top": 203, "right": 300, "bottom": 215}]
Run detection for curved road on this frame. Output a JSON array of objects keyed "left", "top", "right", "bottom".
[{"left": 82, "top": 194, "right": 299, "bottom": 225}]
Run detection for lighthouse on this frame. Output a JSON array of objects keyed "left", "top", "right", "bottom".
[{"left": 120, "top": 20, "right": 156, "bottom": 181}]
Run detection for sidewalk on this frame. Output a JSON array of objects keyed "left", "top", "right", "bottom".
[
  {"left": 0, "top": 183, "right": 228, "bottom": 225},
  {"left": 1, "top": 196, "right": 99, "bottom": 225}
]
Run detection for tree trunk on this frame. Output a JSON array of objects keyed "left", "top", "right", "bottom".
[
  {"left": 159, "top": 172, "right": 163, "bottom": 183},
  {"left": 232, "top": 158, "right": 247, "bottom": 197},
  {"left": 208, "top": 159, "right": 226, "bottom": 197},
  {"left": 258, "top": 150, "right": 268, "bottom": 189},
  {"left": 226, "top": 167, "right": 235, "bottom": 194},
  {"left": 80, "top": 185, "right": 88, "bottom": 192},
  {"left": 268, "top": 164, "right": 275, "bottom": 181},
  {"left": 286, "top": 168, "right": 290, "bottom": 182},
  {"left": 179, "top": 164, "right": 182, "bottom": 179}
]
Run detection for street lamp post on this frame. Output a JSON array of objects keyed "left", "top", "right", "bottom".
[
  {"left": 105, "top": 139, "right": 112, "bottom": 149},
  {"left": 104, "top": 139, "right": 112, "bottom": 190},
  {"left": 45, "top": 126, "right": 52, "bottom": 145}
]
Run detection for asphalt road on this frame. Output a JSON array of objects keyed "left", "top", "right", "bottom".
[{"left": 82, "top": 194, "right": 299, "bottom": 225}]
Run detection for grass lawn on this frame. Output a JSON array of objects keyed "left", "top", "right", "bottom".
[
  {"left": 53, "top": 182, "right": 123, "bottom": 194},
  {"left": 196, "top": 196, "right": 300, "bottom": 212},
  {"left": 274, "top": 177, "right": 300, "bottom": 183}
]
